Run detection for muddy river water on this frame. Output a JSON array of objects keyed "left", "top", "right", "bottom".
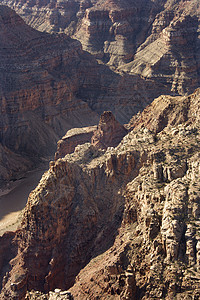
[{"left": 0, "top": 163, "right": 49, "bottom": 236}]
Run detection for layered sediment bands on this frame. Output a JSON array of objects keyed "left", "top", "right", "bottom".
[
  {"left": 128, "top": 87, "right": 200, "bottom": 133},
  {"left": 2, "top": 0, "right": 200, "bottom": 96},
  {"left": 1, "top": 90, "right": 200, "bottom": 299},
  {"left": 0, "top": 5, "right": 176, "bottom": 186},
  {"left": 2, "top": 0, "right": 165, "bottom": 66},
  {"left": 74, "top": 0, "right": 163, "bottom": 67},
  {"left": 0, "top": 5, "right": 100, "bottom": 161},
  {"left": 55, "top": 125, "right": 97, "bottom": 160},
  {"left": 120, "top": 13, "right": 200, "bottom": 95},
  {"left": 0, "top": 5, "right": 170, "bottom": 164}
]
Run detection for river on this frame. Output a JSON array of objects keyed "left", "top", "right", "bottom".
[{"left": 0, "top": 162, "right": 49, "bottom": 236}]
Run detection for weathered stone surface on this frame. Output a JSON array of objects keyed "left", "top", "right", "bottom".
[
  {"left": 1, "top": 90, "right": 200, "bottom": 298},
  {"left": 128, "top": 88, "right": 200, "bottom": 133},
  {"left": 119, "top": 12, "right": 200, "bottom": 95},
  {"left": 0, "top": 5, "right": 163, "bottom": 184},
  {"left": 91, "top": 111, "right": 127, "bottom": 149},
  {"left": 25, "top": 289, "right": 74, "bottom": 299},
  {"left": 55, "top": 126, "right": 97, "bottom": 160},
  {"left": 2, "top": 0, "right": 200, "bottom": 96}
]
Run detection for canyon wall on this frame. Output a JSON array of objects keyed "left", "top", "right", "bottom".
[
  {"left": 0, "top": 5, "right": 165, "bottom": 185},
  {"left": 1, "top": 89, "right": 200, "bottom": 299},
  {"left": 2, "top": 0, "right": 200, "bottom": 95}
]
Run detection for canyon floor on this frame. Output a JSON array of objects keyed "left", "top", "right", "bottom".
[{"left": 0, "top": 161, "right": 50, "bottom": 237}]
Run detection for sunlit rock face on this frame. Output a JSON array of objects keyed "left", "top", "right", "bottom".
[
  {"left": 91, "top": 111, "right": 128, "bottom": 149},
  {"left": 1, "top": 89, "right": 200, "bottom": 299}
]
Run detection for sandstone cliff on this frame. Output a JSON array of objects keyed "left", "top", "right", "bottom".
[
  {"left": 91, "top": 111, "right": 128, "bottom": 149},
  {"left": 2, "top": 0, "right": 200, "bottom": 95},
  {"left": 0, "top": 5, "right": 163, "bottom": 185},
  {"left": 55, "top": 125, "right": 97, "bottom": 160},
  {"left": 1, "top": 89, "right": 200, "bottom": 299}
]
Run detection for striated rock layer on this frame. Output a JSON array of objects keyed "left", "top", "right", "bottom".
[
  {"left": 91, "top": 111, "right": 128, "bottom": 149},
  {"left": 2, "top": 0, "right": 200, "bottom": 95},
  {"left": 1, "top": 89, "right": 200, "bottom": 298},
  {"left": 55, "top": 125, "right": 97, "bottom": 160},
  {"left": 0, "top": 5, "right": 166, "bottom": 185}
]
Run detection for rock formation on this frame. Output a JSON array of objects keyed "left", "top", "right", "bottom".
[
  {"left": 55, "top": 110, "right": 127, "bottom": 160},
  {"left": 55, "top": 125, "right": 97, "bottom": 160},
  {"left": 128, "top": 88, "right": 200, "bottom": 133},
  {"left": 91, "top": 111, "right": 128, "bottom": 149},
  {"left": 1, "top": 89, "right": 200, "bottom": 298},
  {"left": 2, "top": 0, "right": 200, "bottom": 95},
  {"left": 0, "top": 1, "right": 200, "bottom": 299},
  {"left": 0, "top": 4, "right": 99, "bottom": 185},
  {"left": 119, "top": 13, "right": 200, "bottom": 95},
  {"left": 0, "top": 5, "right": 163, "bottom": 185}
]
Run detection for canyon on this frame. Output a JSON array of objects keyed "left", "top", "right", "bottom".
[
  {"left": 0, "top": 0, "right": 200, "bottom": 299},
  {"left": 0, "top": 4, "right": 165, "bottom": 187},
  {"left": 0, "top": 0, "right": 199, "bottom": 185},
  {"left": 0, "top": 89, "right": 200, "bottom": 299},
  {"left": 1, "top": 0, "right": 200, "bottom": 95}
]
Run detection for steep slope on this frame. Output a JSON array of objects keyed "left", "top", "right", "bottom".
[
  {"left": 1, "top": 89, "right": 200, "bottom": 299},
  {"left": 0, "top": 0, "right": 166, "bottom": 67},
  {"left": 0, "top": 5, "right": 165, "bottom": 186},
  {"left": 2, "top": 0, "right": 200, "bottom": 95},
  {"left": 0, "top": 4, "right": 100, "bottom": 184},
  {"left": 119, "top": 13, "right": 200, "bottom": 95},
  {"left": 128, "top": 87, "right": 200, "bottom": 133}
]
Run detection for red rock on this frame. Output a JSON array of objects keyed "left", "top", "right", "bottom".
[
  {"left": 55, "top": 126, "right": 97, "bottom": 160},
  {"left": 1, "top": 90, "right": 200, "bottom": 299},
  {"left": 91, "top": 111, "right": 128, "bottom": 149}
]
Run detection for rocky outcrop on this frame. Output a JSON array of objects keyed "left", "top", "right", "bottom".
[
  {"left": 0, "top": 5, "right": 100, "bottom": 157},
  {"left": 25, "top": 289, "right": 74, "bottom": 299},
  {"left": 91, "top": 111, "right": 127, "bottom": 149},
  {"left": 55, "top": 125, "right": 97, "bottom": 160},
  {"left": 0, "top": 5, "right": 101, "bottom": 184},
  {"left": 1, "top": 0, "right": 164, "bottom": 66},
  {"left": 128, "top": 87, "right": 200, "bottom": 133},
  {"left": 1, "top": 90, "right": 200, "bottom": 299},
  {"left": 73, "top": 0, "right": 164, "bottom": 67},
  {"left": 1, "top": 1, "right": 199, "bottom": 187},
  {"left": 119, "top": 13, "right": 200, "bottom": 95}
]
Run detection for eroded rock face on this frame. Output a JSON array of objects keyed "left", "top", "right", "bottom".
[
  {"left": 91, "top": 111, "right": 127, "bottom": 149},
  {"left": 0, "top": 5, "right": 100, "bottom": 182},
  {"left": 1, "top": 0, "right": 164, "bottom": 67},
  {"left": 55, "top": 126, "right": 97, "bottom": 160},
  {"left": 0, "top": 5, "right": 161, "bottom": 184},
  {"left": 128, "top": 88, "right": 200, "bottom": 133},
  {"left": 120, "top": 13, "right": 200, "bottom": 95},
  {"left": 2, "top": 0, "right": 200, "bottom": 95},
  {"left": 1, "top": 90, "right": 200, "bottom": 299}
]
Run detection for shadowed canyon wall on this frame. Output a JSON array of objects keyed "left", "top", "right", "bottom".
[
  {"left": 0, "top": 5, "right": 166, "bottom": 185},
  {"left": 2, "top": 0, "right": 200, "bottom": 95}
]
